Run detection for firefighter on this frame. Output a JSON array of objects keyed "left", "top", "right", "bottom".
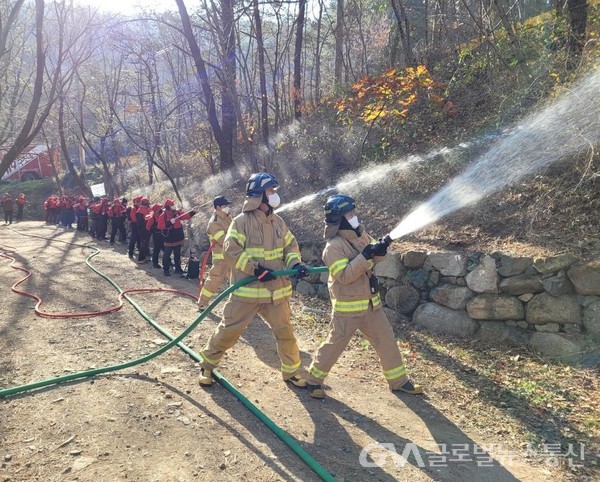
[
  {"left": 49, "top": 195, "right": 60, "bottom": 225},
  {"left": 94, "top": 197, "right": 110, "bottom": 240},
  {"left": 197, "top": 196, "right": 233, "bottom": 310},
  {"left": 157, "top": 199, "right": 195, "bottom": 276},
  {"left": 145, "top": 203, "right": 164, "bottom": 268},
  {"left": 108, "top": 198, "right": 127, "bottom": 244},
  {"left": 61, "top": 195, "right": 75, "bottom": 229},
  {"left": 88, "top": 197, "right": 100, "bottom": 238},
  {"left": 305, "top": 195, "right": 422, "bottom": 399},
  {"left": 198, "top": 173, "right": 309, "bottom": 389},
  {"left": 136, "top": 198, "right": 151, "bottom": 263},
  {"left": 128, "top": 195, "right": 143, "bottom": 258},
  {"left": 1, "top": 193, "right": 13, "bottom": 225},
  {"left": 15, "top": 193, "right": 26, "bottom": 221},
  {"left": 43, "top": 196, "right": 51, "bottom": 224},
  {"left": 74, "top": 196, "right": 88, "bottom": 232}
]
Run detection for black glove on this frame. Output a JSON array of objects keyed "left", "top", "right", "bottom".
[
  {"left": 254, "top": 264, "right": 276, "bottom": 282},
  {"left": 189, "top": 210, "right": 196, "bottom": 217},
  {"left": 374, "top": 239, "right": 388, "bottom": 257},
  {"left": 362, "top": 244, "right": 377, "bottom": 260},
  {"left": 292, "top": 263, "right": 309, "bottom": 279}
]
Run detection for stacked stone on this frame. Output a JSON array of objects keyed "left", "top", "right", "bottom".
[{"left": 295, "top": 240, "right": 600, "bottom": 364}]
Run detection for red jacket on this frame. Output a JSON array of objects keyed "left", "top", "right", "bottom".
[
  {"left": 145, "top": 211, "right": 160, "bottom": 231},
  {"left": 157, "top": 209, "right": 191, "bottom": 230},
  {"left": 109, "top": 204, "right": 126, "bottom": 218},
  {"left": 129, "top": 206, "right": 138, "bottom": 223}
]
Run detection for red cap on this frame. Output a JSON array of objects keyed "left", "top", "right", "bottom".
[
  {"left": 151, "top": 203, "right": 163, "bottom": 212},
  {"left": 113, "top": 198, "right": 121, "bottom": 204},
  {"left": 141, "top": 197, "right": 149, "bottom": 205},
  {"left": 133, "top": 195, "right": 143, "bottom": 203},
  {"left": 164, "top": 199, "right": 175, "bottom": 207}
]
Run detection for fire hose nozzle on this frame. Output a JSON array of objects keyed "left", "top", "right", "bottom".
[{"left": 380, "top": 234, "right": 393, "bottom": 248}]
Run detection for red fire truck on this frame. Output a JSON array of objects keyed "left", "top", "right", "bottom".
[{"left": 1, "top": 145, "right": 60, "bottom": 181}]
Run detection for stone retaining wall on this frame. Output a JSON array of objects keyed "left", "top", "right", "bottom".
[{"left": 296, "top": 243, "right": 600, "bottom": 365}]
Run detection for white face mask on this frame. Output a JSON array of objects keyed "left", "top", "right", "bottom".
[
  {"left": 221, "top": 206, "right": 230, "bottom": 214},
  {"left": 267, "top": 192, "right": 281, "bottom": 208},
  {"left": 347, "top": 215, "right": 359, "bottom": 229}
]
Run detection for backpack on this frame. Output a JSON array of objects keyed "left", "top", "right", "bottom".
[{"left": 185, "top": 258, "right": 200, "bottom": 279}]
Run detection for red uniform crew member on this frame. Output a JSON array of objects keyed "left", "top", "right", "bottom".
[
  {"left": 145, "top": 203, "right": 164, "bottom": 269},
  {"left": 15, "top": 193, "right": 26, "bottom": 221},
  {"left": 157, "top": 199, "right": 195, "bottom": 276}
]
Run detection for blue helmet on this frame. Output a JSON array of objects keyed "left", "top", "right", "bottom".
[
  {"left": 324, "top": 195, "right": 356, "bottom": 224},
  {"left": 246, "top": 172, "right": 279, "bottom": 197}
]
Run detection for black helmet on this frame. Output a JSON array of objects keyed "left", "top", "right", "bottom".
[
  {"left": 213, "top": 195, "right": 232, "bottom": 208},
  {"left": 324, "top": 195, "right": 356, "bottom": 224},
  {"left": 246, "top": 172, "right": 278, "bottom": 197}
]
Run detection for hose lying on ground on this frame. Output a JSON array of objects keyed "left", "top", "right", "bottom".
[{"left": 0, "top": 228, "right": 334, "bottom": 481}]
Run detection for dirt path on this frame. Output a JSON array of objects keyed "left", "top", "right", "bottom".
[{"left": 0, "top": 222, "right": 594, "bottom": 481}]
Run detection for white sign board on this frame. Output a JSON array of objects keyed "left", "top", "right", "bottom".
[{"left": 90, "top": 183, "right": 106, "bottom": 197}]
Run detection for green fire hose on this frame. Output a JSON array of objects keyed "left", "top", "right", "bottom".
[{"left": 0, "top": 232, "right": 334, "bottom": 481}]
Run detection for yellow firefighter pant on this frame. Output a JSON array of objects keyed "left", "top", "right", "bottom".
[
  {"left": 200, "top": 298, "right": 302, "bottom": 380},
  {"left": 199, "top": 259, "right": 228, "bottom": 305},
  {"left": 307, "top": 306, "right": 409, "bottom": 390}
]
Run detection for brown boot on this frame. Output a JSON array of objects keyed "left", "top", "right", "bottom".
[
  {"left": 307, "top": 384, "right": 325, "bottom": 399},
  {"left": 286, "top": 375, "right": 308, "bottom": 388},
  {"left": 393, "top": 380, "right": 423, "bottom": 395},
  {"left": 199, "top": 368, "right": 213, "bottom": 387}
]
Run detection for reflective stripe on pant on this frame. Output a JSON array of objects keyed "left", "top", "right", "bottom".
[
  {"left": 307, "top": 306, "right": 408, "bottom": 390},
  {"left": 200, "top": 298, "right": 301, "bottom": 380},
  {"left": 199, "top": 259, "right": 228, "bottom": 305}
]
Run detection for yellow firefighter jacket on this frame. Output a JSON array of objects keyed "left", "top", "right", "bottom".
[
  {"left": 206, "top": 209, "right": 233, "bottom": 261},
  {"left": 223, "top": 197, "right": 302, "bottom": 304},
  {"left": 323, "top": 223, "right": 384, "bottom": 317}
]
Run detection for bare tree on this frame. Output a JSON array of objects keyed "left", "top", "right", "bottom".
[
  {"left": 293, "top": 0, "right": 307, "bottom": 119},
  {"left": 175, "top": 0, "right": 232, "bottom": 170}
]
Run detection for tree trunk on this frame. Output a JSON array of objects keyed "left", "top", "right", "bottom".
[
  {"left": 58, "top": 96, "right": 92, "bottom": 197},
  {"left": 175, "top": 0, "right": 230, "bottom": 169},
  {"left": 314, "top": 0, "right": 324, "bottom": 104},
  {"left": 334, "top": 0, "right": 344, "bottom": 88},
  {"left": 253, "top": 0, "right": 269, "bottom": 146},
  {"left": 566, "top": 0, "right": 588, "bottom": 68},
  {"left": 0, "top": 0, "right": 45, "bottom": 178},
  {"left": 389, "top": 0, "right": 416, "bottom": 67},
  {"left": 219, "top": 0, "right": 236, "bottom": 170},
  {"left": 293, "top": 0, "right": 306, "bottom": 119}
]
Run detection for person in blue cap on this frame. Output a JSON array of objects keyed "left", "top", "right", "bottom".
[{"left": 198, "top": 196, "right": 234, "bottom": 309}]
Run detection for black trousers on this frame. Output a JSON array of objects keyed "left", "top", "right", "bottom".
[
  {"left": 77, "top": 215, "right": 88, "bottom": 232},
  {"left": 16, "top": 205, "right": 24, "bottom": 221},
  {"left": 110, "top": 217, "right": 126, "bottom": 243},
  {"left": 96, "top": 216, "right": 108, "bottom": 239},
  {"left": 4, "top": 210, "right": 13, "bottom": 224},
  {"left": 137, "top": 227, "right": 150, "bottom": 261},
  {"left": 128, "top": 223, "right": 139, "bottom": 257},
  {"left": 163, "top": 245, "right": 182, "bottom": 274},
  {"left": 151, "top": 232, "right": 164, "bottom": 266}
]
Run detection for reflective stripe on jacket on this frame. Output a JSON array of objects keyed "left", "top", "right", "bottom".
[
  {"left": 207, "top": 210, "right": 232, "bottom": 261},
  {"left": 224, "top": 208, "right": 301, "bottom": 304},
  {"left": 323, "top": 225, "right": 384, "bottom": 317}
]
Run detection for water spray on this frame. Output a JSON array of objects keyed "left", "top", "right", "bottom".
[
  {"left": 386, "top": 68, "right": 600, "bottom": 241},
  {"left": 279, "top": 69, "right": 598, "bottom": 247},
  {"left": 275, "top": 132, "right": 504, "bottom": 215}
]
